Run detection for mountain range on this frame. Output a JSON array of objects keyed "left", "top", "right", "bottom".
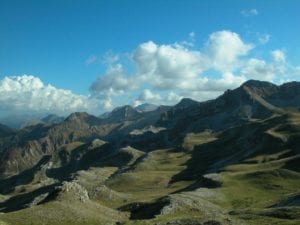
[{"left": 0, "top": 80, "right": 299, "bottom": 225}]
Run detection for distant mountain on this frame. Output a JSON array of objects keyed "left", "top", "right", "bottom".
[
  {"left": 0, "top": 114, "right": 64, "bottom": 130},
  {"left": 101, "top": 105, "right": 142, "bottom": 124},
  {"left": 0, "top": 112, "right": 107, "bottom": 176},
  {"left": 135, "top": 103, "right": 158, "bottom": 112},
  {"left": 41, "top": 114, "right": 64, "bottom": 124},
  {"left": 98, "top": 111, "right": 110, "bottom": 119},
  {"left": 0, "top": 114, "right": 44, "bottom": 129}
]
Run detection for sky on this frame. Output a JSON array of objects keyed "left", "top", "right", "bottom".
[{"left": 0, "top": 0, "right": 300, "bottom": 117}]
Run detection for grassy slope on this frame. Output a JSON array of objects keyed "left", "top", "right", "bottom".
[
  {"left": 105, "top": 148, "right": 193, "bottom": 207},
  {"left": 206, "top": 114, "right": 300, "bottom": 225},
  {"left": 118, "top": 115, "right": 300, "bottom": 225},
  {"left": 0, "top": 201, "right": 127, "bottom": 225}
]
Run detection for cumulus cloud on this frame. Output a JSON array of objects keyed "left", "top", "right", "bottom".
[
  {"left": 91, "top": 64, "right": 131, "bottom": 95},
  {"left": 241, "top": 9, "right": 258, "bottom": 17},
  {"left": 241, "top": 58, "right": 276, "bottom": 81},
  {"left": 133, "top": 89, "right": 163, "bottom": 106},
  {"left": 0, "top": 75, "right": 102, "bottom": 116},
  {"left": 206, "top": 30, "right": 253, "bottom": 72},
  {"left": 165, "top": 91, "right": 182, "bottom": 103},
  {"left": 90, "top": 30, "right": 257, "bottom": 106},
  {"left": 93, "top": 29, "right": 296, "bottom": 108},
  {"left": 133, "top": 41, "right": 209, "bottom": 90},
  {"left": 138, "top": 89, "right": 161, "bottom": 102}
]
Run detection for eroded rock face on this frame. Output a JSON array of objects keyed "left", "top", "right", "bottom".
[{"left": 0, "top": 113, "right": 109, "bottom": 176}]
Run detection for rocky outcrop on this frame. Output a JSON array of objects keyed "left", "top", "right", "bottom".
[{"left": 56, "top": 181, "right": 90, "bottom": 203}]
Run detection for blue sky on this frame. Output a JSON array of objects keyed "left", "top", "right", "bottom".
[{"left": 0, "top": 0, "right": 300, "bottom": 116}]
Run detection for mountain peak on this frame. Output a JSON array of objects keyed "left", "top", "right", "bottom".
[
  {"left": 242, "top": 79, "right": 277, "bottom": 88},
  {"left": 175, "top": 98, "right": 199, "bottom": 108},
  {"left": 64, "top": 112, "right": 102, "bottom": 126},
  {"left": 103, "top": 105, "right": 141, "bottom": 124},
  {"left": 66, "top": 112, "right": 90, "bottom": 121},
  {"left": 280, "top": 81, "right": 300, "bottom": 89}
]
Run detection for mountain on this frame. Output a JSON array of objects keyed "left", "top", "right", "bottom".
[
  {"left": 98, "top": 111, "right": 110, "bottom": 119},
  {"left": 159, "top": 80, "right": 300, "bottom": 134},
  {"left": 0, "top": 112, "right": 111, "bottom": 177},
  {"left": 0, "top": 80, "right": 300, "bottom": 225},
  {"left": 174, "top": 97, "right": 200, "bottom": 109},
  {"left": 0, "top": 114, "right": 64, "bottom": 129},
  {"left": 41, "top": 114, "right": 64, "bottom": 125},
  {"left": 0, "top": 114, "right": 43, "bottom": 129},
  {"left": 101, "top": 105, "right": 142, "bottom": 124},
  {"left": 135, "top": 103, "right": 159, "bottom": 112}
]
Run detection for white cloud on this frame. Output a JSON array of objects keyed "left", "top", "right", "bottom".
[
  {"left": 90, "top": 30, "right": 256, "bottom": 105},
  {"left": 165, "top": 91, "right": 182, "bottom": 103},
  {"left": 90, "top": 64, "right": 138, "bottom": 96},
  {"left": 206, "top": 30, "right": 253, "bottom": 72},
  {"left": 81, "top": 31, "right": 299, "bottom": 109},
  {"left": 241, "top": 9, "right": 258, "bottom": 17},
  {"left": 205, "top": 72, "right": 246, "bottom": 91},
  {"left": 271, "top": 50, "right": 286, "bottom": 63},
  {"left": 241, "top": 58, "right": 275, "bottom": 81},
  {"left": 134, "top": 90, "right": 182, "bottom": 107},
  {"left": 138, "top": 89, "right": 161, "bottom": 102},
  {"left": 0, "top": 75, "right": 103, "bottom": 116},
  {"left": 102, "top": 97, "right": 113, "bottom": 110},
  {"left": 131, "top": 31, "right": 251, "bottom": 93},
  {"left": 133, "top": 41, "right": 209, "bottom": 90}
]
